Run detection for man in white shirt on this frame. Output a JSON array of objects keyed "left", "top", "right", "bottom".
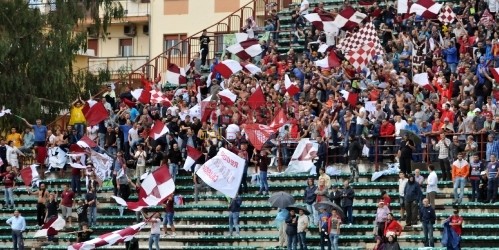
[
  {"left": 398, "top": 172, "right": 408, "bottom": 220},
  {"left": 426, "top": 164, "right": 438, "bottom": 208},
  {"left": 299, "top": 0, "right": 309, "bottom": 15},
  {"left": 353, "top": 102, "right": 366, "bottom": 136},
  {"left": 147, "top": 213, "right": 161, "bottom": 250},
  {"left": 6, "top": 210, "right": 26, "bottom": 250},
  {"left": 128, "top": 123, "right": 140, "bottom": 153},
  {"left": 394, "top": 115, "right": 408, "bottom": 151}
]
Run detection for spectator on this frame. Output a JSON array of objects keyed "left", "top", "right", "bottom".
[
  {"left": 297, "top": 208, "right": 309, "bottom": 250},
  {"left": 487, "top": 153, "right": 499, "bottom": 202},
  {"left": 199, "top": 29, "right": 210, "bottom": 67},
  {"left": 69, "top": 98, "right": 86, "bottom": 138},
  {"left": 133, "top": 144, "right": 147, "bottom": 179},
  {"left": 420, "top": 198, "right": 436, "bottom": 247},
  {"left": 479, "top": 171, "right": 488, "bottom": 203},
  {"left": 397, "top": 172, "right": 408, "bottom": 221},
  {"left": 116, "top": 163, "right": 131, "bottom": 217},
  {"left": 347, "top": 135, "right": 362, "bottom": 182},
  {"left": 274, "top": 208, "right": 289, "bottom": 249},
  {"left": 0, "top": 139, "right": 7, "bottom": 173},
  {"left": 6, "top": 140, "right": 24, "bottom": 169},
  {"left": 383, "top": 213, "right": 402, "bottom": 238},
  {"left": 285, "top": 209, "right": 298, "bottom": 250},
  {"left": 426, "top": 165, "right": 438, "bottom": 208},
  {"left": 304, "top": 178, "right": 318, "bottom": 226},
  {"left": 76, "top": 223, "right": 93, "bottom": 243},
  {"left": 252, "top": 148, "right": 270, "bottom": 195},
  {"left": 21, "top": 118, "right": 47, "bottom": 147},
  {"left": 19, "top": 128, "right": 34, "bottom": 154},
  {"left": 451, "top": 152, "right": 469, "bottom": 204},
  {"left": 2, "top": 165, "right": 16, "bottom": 209},
  {"left": 398, "top": 133, "right": 415, "bottom": 175},
  {"left": 381, "top": 190, "right": 392, "bottom": 209},
  {"left": 374, "top": 201, "right": 389, "bottom": 237},
  {"left": 76, "top": 200, "right": 88, "bottom": 226},
  {"left": 6, "top": 127, "right": 22, "bottom": 148},
  {"left": 404, "top": 174, "right": 423, "bottom": 227},
  {"left": 340, "top": 180, "right": 355, "bottom": 225},
  {"left": 85, "top": 186, "right": 97, "bottom": 227},
  {"left": 59, "top": 184, "right": 75, "bottom": 227},
  {"left": 318, "top": 167, "right": 331, "bottom": 189},
  {"left": 6, "top": 210, "right": 26, "bottom": 250},
  {"left": 447, "top": 208, "right": 463, "bottom": 248},
  {"left": 147, "top": 212, "right": 161, "bottom": 250},
  {"left": 71, "top": 162, "right": 82, "bottom": 196},
  {"left": 29, "top": 183, "right": 49, "bottom": 226},
  {"left": 317, "top": 206, "right": 330, "bottom": 250},
  {"left": 327, "top": 209, "right": 341, "bottom": 250},
  {"left": 167, "top": 143, "right": 182, "bottom": 182},
  {"left": 329, "top": 184, "right": 341, "bottom": 207},
  {"left": 45, "top": 192, "right": 58, "bottom": 242},
  {"left": 228, "top": 193, "right": 242, "bottom": 237},
  {"left": 315, "top": 178, "right": 329, "bottom": 203},
  {"left": 384, "top": 235, "right": 401, "bottom": 250}
]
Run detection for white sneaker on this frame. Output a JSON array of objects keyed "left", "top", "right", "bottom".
[{"left": 170, "top": 233, "right": 176, "bottom": 237}]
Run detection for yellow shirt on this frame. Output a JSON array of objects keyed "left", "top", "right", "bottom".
[
  {"left": 69, "top": 106, "right": 86, "bottom": 125},
  {"left": 6, "top": 133, "right": 22, "bottom": 147}
]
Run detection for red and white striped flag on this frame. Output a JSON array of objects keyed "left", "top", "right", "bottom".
[
  {"left": 149, "top": 120, "right": 169, "bottom": 140},
  {"left": 150, "top": 89, "right": 171, "bottom": 105},
  {"left": 332, "top": 7, "right": 367, "bottom": 30},
  {"left": 214, "top": 60, "right": 242, "bottom": 78},
  {"left": 409, "top": 0, "right": 442, "bottom": 19},
  {"left": 337, "top": 22, "right": 383, "bottom": 55},
  {"left": 227, "top": 37, "right": 262, "bottom": 61},
  {"left": 240, "top": 61, "right": 262, "bottom": 75},
  {"left": 34, "top": 216, "right": 65, "bottom": 237},
  {"left": 130, "top": 88, "right": 151, "bottom": 104},
  {"left": 304, "top": 13, "right": 338, "bottom": 33},
  {"left": 112, "top": 166, "right": 175, "bottom": 211},
  {"left": 413, "top": 73, "right": 435, "bottom": 92},
  {"left": 68, "top": 222, "right": 145, "bottom": 250},
  {"left": 166, "top": 64, "right": 187, "bottom": 85},
  {"left": 218, "top": 89, "right": 237, "bottom": 105},
  {"left": 284, "top": 74, "right": 300, "bottom": 96},
  {"left": 82, "top": 99, "right": 109, "bottom": 126},
  {"left": 77, "top": 135, "right": 98, "bottom": 149},
  {"left": 20, "top": 164, "right": 39, "bottom": 187},
  {"left": 340, "top": 90, "right": 359, "bottom": 107},
  {"left": 438, "top": 5, "right": 456, "bottom": 24},
  {"left": 183, "top": 146, "right": 203, "bottom": 172},
  {"left": 346, "top": 42, "right": 376, "bottom": 70}
]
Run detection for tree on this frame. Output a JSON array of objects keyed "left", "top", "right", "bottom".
[{"left": 0, "top": 0, "right": 123, "bottom": 130}]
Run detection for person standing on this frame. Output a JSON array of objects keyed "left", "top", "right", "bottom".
[
  {"left": 404, "top": 174, "right": 422, "bottom": 227},
  {"left": 340, "top": 180, "right": 355, "bottom": 225},
  {"left": 6, "top": 210, "right": 26, "bottom": 250},
  {"left": 426, "top": 165, "right": 438, "bottom": 208},
  {"left": 60, "top": 185, "right": 75, "bottom": 227},
  {"left": 21, "top": 118, "right": 47, "bottom": 147},
  {"left": 85, "top": 186, "right": 97, "bottom": 227},
  {"left": 304, "top": 178, "right": 317, "bottom": 226},
  {"left": 419, "top": 198, "right": 436, "bottom": 247},
  {"left": 162, "top": 194, "right": 176, "bottom": 237},
  {"left": 327, "top": 209, "right": 341, "bottom": 250},
  {"left": 398, "top": 172, "right": 408, "bottom": 221},
  {"left": 2, "top": 166, "right": 16, "bottom": 209},
  {"left": 76, "top": 223, "right": 93, "bottom": 243},
  {"left": 451, "top": 153, "right": 469, "bottom": 205},
  {"left": 398, "top": 134, "right": 415, "bottom": 175},
  {"left": 76, "top": 200, "right": 88, "bottom": 226},
  {"left": 133, "top": 144, "right": 147, "bottom": 179},
  {"left": 199, "top": 29, "right": 210, "bottom": 67},
  {"left": 285, "top": 209, "right": 298, "bottom": 250},
  {"left": 252, "top": 148, "right": 271, "bottom": 195},
  {"left": 45, "top": 193, "right": 58, "bottom": 243},
  {"left": 447, "top": 208, "right": 463, "bottom": 248},
  {"left": 347, "top": 135, "right": 362, "bottom": 182},
  {"left": 432, "top": 133, "right": 451, "bottom": 181},
  {"left": 228, "top": 193, "right": 242, "bottom": 237},
  {"left": 70, "top": 162, "right": 82, "bottom": 196},
  {"left": 116, "top": 165, "right": 130, "bottom": 217},
  {"left": 374, "top": 201, "right": 389, "bottom": 237},
  {"left": 469, "top": 154, "right": 484, "bottom": 202},
  {"left": 317, "top": 206, "right": 331, "bottom": 250},
  {"left": 167, "top": 143, "right": 182, "bottom": 182},
  {"left": 297, "top": 208, "right": 309, "bottom": 250},
  {"left": 29, "top": 183, "right": 49, "bottom": 226},
  {"left": 147, "top": 213, "right": 161, "bottom": 250},
  {"left": 486, "top": 154, "right": 499, "bottom": 203},
  {"left": 315, "top": 136, "right": 327, "bottom": 175}
]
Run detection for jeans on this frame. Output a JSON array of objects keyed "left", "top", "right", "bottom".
[
  {"left": 12, "top": 230, "right": 24, "bottom": 250},
  {"left": 329, "top": 233, "right": 339, "bottom": 250},
  {"left": 74, "top": 123, "right": 85, "bottom": 139},
  {"left": 4, "top": 187, "right": 14, "bottom": 208},
  {"left": 88, "top": 206, "right": 97, "bottom": 226},
  {"left": 422, "top": 221, "right": 434, "bottom": 247},
  {"left": 355, "top": 124, "right": 364, "bottom": 136},
  {"left": 71, "top": 175, "right": 81, "bottom": 194},
  {"left": 319, "top": 230, "right": 331, "bottom": 250},
  {"left": 281, "top": 146, "right": 290, "bottom": 165},
  {"left": 107, "top": 146, "right": 117, "bottom": 157},
  {"left": 169, "top": 163, "right": 178, "bottom": 183},
  {"left": 98, "top": 133, "right": 106, "bottom": 148},
  {"left": 453, "top": 177, "right": 466, "bottom": 203},
  {"left": 297, "top": 232, "right": 308, "bottom": 250},
  {"left": 348, "top": 160, "right": 359, "bottom": 181},
  {"left": 259, "top": 171, "right": 269, "bottom": 193},
  {"left": 148, "top": 233, "right": 160, "bottom": 250},
  {"left": 487, "top": 177, "right": 498, "bottom": 202},
  {"left": 471, "top": 179, "right": 480, "bottom": 202},
  {"left": 305, "top": 203, "right": 318, "bottom": 226},
  {"left": 343, "top": 205, "right": 353, "bottom": 224},
  {"left": 287, "top": 233, "right": 297, "bottom": 250},
  {"left": 228, "top": 212, "right": 240, "bottom": 235},
  {"left": 448, "top": 63, "right": 457, "bottom": 73}
]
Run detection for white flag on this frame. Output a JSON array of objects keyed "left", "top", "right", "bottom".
[{"left": 285, "top": 138, "right": 318, "bottom": 174}]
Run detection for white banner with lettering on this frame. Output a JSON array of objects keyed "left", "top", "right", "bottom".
[
  {"left": 285, "top": 138, "right": 318, "bottom": 174},
  {"left": 196, "top": 148, "right": 246, "bottom": 198}
]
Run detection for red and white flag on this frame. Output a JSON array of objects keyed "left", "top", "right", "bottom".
[
  {"left": 183, "top": 146, "right": 203, "bottom": 172},
  {"left": 77, "top": 135, "right": 98, "bottom": 148},
  {"left": 82, "top": 100, "right": 108, "bottom": 126},
  {"left": 284, "top": 74, "right": 300, "bottom": 96},
  {"left": 68, "top": 222, "right": 145, "bottom": 250},
  {"left": 480, "top": 9, "right": 496, "bottom": 27},
  {"left": 243, "top": 123, "right": 275, "bottom": 150},
  {"left": 332, "top": 7, "right": 367, "bottom": 30},
  {"left": 491, "top": 68, "right": 499, "bottom": 82},
  {"left": 227, "top": 37, "right": 262, "bottom": 61},
  {"left": 337, "top": 22, "right": 383, "bottom": 55},
  {"left": 34, "top": 216, "right": 65, "bottom": 237},
  {"left": 112, "top": 166, "right": 175, "bottom": 211},
  {"left": 397, "top": 0, "right": 409, "bottom": 14},
  {"left": 20, "top": 164, "right": 39, "bottom": 187},
  {"left": 200, "top": 95, "right": 215, "bottom": 122},
  {"left": 214, "top": 60, "right": 243, "bottom": 78},
  {"left": 285, "top": 138, "right": 318, "bottom": 174},
  {"left": 130, "top": 88, "right": 151, "bottom": 104},
  {"left": 166, "top": 64, "right": 187, "bottom": 85},
  {"left": 314, "top": 50, "right": 341, "bottom": 68},
  {"left": 150, "top": 90, "right": 171, "bottom": 105},
  {"left": 218, "top": 89, "right": 237, "bottom": 105},
  {"left": 346, "top": 42, "right": 376, "bottom": 70},
  {"left": 269, "top": 109, "right": 287, "bottom": 131},
  {"left": 149, "top": 120, "right": 169, "bottom": 140},
  {"left": 438, "top": 5, "right": 456, "bottom": 24},
  {"left": 413, "top": 73, "right": 435, "bottom": 92},
  {"left": 247, "top": 86, "right": 266, "bottom": 110},
  {"left": 340, "top": 90, "right": 359, "bottom": 107},
  {"left": 240, "top": 61, "right": 262, "bottom": 75},
  {"left": 410, "top": 0, "right": 442, "bottom": 19},
  {"left": 304, "top": 13, "right": 338, "bottom": 33}
]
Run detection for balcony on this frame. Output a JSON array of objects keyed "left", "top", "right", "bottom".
[{"left": 88, "top": 56, "right": 149, "bottom": 76}]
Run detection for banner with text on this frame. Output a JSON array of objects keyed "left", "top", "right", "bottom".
[{"left": 196, "top": 148, "right": 246, "bottom": 198}]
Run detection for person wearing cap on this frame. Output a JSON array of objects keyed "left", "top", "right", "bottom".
[
  {"left": 451, "top": 152, "right": 469, "bottom": 205},
  {"left": 419, "top": 198, "right": 436, "bottom": 247},
  {"left": 469, "top": 154, "right": 484, "bottom": 202},
  {"left": 374, "top": 200, "right": 389, "bottom": 237}
]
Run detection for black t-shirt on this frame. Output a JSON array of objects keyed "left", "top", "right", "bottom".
[
  {"left": 46, "top": 200, "right": 58, "bottom": 218},
  {"left": 77, "top": 230, "right": 92, "bottom": 242},
  {"left": 76, "top": 204, "right": 88, "bottom": 222},
  {"left": 399, "top": 139, "right": 414, "bottom": 158}
]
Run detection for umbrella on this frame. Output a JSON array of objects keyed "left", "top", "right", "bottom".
[
  {"left": 286, "top": 205, "right": 310, "bottom": 215},
  {"left": 268, "top": 191, "right": 295, "bottom": 208},
  {"left": 314, "top": 201, "right": 345, "bottom": 219},
  {"left": 400, "top": 129, "right": 422, "bottom": 145}
]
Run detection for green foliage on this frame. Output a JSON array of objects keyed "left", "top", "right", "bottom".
[{"left": 0, "top": 0, "right": 123, "bottom": 129}]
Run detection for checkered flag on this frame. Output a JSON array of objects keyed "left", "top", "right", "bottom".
[
  {"left": 68, "top": 222, "right": 146, "bottom": 250},
  {"left": 337, "top": 22, "right": 383, "bottom": 56},
  {"left": 227, "top": 38, "right": 262, "bottom": 61},
  {"left": 438, "top": 5, "right": 456, "bottom": 24},
  {"left": 150, "top": 89, "right": 170, "bottom": 105},
  {"left": 332, "top": 6, "right": 367, "bottom": 30},
  {"left": 345, "top": 42, "right": 376, "bottom": 70}
]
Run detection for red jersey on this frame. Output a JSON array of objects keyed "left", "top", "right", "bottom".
[
  {"left": 2, "top": 172, "right": 15, "bottom": 188},
  {"left": 61, "top": 190, "right": 75, "bottom": 207},
  {"left": 449, "top": 215, "right": 463, "bottom": 236}
]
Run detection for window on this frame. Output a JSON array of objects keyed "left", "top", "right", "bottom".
[
  {"left": 163, "top": 34, "right": 187, "bottom": 56},
  {"left": 119, "top": 39, "right": 133, "bottom": 57},
  {"left": 87, "top": 39, "right": 98, "bottom": 56}
]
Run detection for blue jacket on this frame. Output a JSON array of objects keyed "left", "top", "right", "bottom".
[
  {"left": 229, "top": 196, "right": 242, "bottom": 213},
  {"left": 441, "top": 220, "right": 460, "bottom": 249},
  {"left": 443, "top": 47, "right": 458, "bottom": 64},
  {"left": 419, "top": 205, "right": 436, "bottom": 224}
]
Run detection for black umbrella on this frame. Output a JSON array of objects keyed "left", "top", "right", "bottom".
[
  {"left": 400, "top": 129, "right": 422, "bottom": 145},
  {"left": 314, "top": 201, "right": 345, "bottom": 219},
  {"left": 286, "top": 205, "right": 310, "bottom": 215},
  {"left": 268, "top": 191, "right": 295, "bottom": 208}
]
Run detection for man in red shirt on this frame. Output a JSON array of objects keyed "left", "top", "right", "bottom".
[
  {"left": 448, "top": 208, "right": 463, "bottom": 236},
  {"left": 380, "top": 118, "right": 395, "bottom": 161},
  {"left": 2, "top": 165, "right": 16, "bottom": 209},
  {"left": 60, "top": 184, "right": 75, "bottom": 227}
]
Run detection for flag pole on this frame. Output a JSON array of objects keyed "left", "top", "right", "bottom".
[{"left": 58, "top": 230, "right": 85, "bottom": 235}]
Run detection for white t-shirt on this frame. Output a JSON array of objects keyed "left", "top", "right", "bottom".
[
  {"left": 426, "top": 171, "right": 439, "bottom": 193},
  {"left": 226, "top": 124, "right": 240, "bottom": 140},
  {"left": 300, "top": 0, "right": 309, "bottom": 15},
  {"left": 356, "top": 107, "right": 366, "bottom": 125},
  {"left": 398, "top": 178, "right": 408, "bottom": 197},
  {"left": 128, "top": 127, "right": 139, "bottom": 143},
  {"left": 150, "top": 218, "right": 161, "bottom": 234},
  {"left": 168, "top": 106, "right": 179, "bottom": 116},
  {"left": 395, "top": 120, "right": 408, "bottom": 138}
]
